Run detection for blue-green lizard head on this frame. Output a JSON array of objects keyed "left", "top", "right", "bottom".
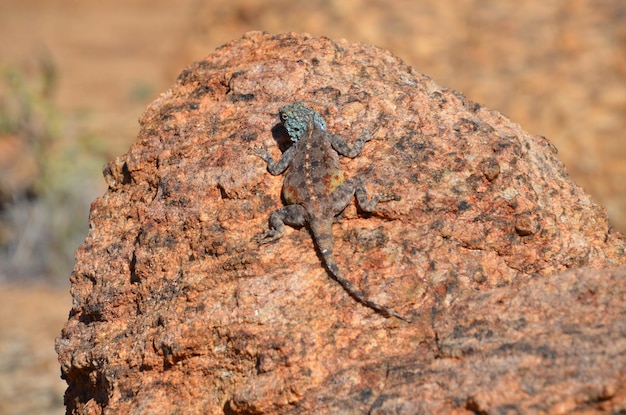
[{"left": 279, "top": 102, "right": 327, "bottom": 142}]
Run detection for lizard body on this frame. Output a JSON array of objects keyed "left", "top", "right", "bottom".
[{"left": 256, "top": 101, "right": 406, "bottom": 321}]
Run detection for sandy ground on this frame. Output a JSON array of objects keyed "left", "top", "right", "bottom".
[{"left": 0, "top": 284, "right": 69, "bottom": 415}]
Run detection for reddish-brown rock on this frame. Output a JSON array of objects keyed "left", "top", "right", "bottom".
[{"left": 56, "top": 32, "right": 625, "bottom": 414}]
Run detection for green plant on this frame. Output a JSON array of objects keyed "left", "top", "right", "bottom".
[{"left": 0, "top": 58, "right": 105, "bottom": 284}]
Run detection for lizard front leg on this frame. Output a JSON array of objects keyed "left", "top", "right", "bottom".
[
  {"left": 254, "top": 145, "right": 296, "bottom": 175},
  {"left": 327, "top": 125, "right": 380, "bottom": 159}
]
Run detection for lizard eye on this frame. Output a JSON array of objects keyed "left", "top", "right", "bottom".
[{"left": 280, "top": 113, "right": 288, "bottom": 121}]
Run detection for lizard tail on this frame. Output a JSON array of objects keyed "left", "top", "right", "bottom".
[{"left": 310, "top": 219, "right": 408, "bottom": 322}]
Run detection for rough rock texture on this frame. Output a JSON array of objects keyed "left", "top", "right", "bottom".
[{"left": 56, "top": 32, "right": 626, "bottom": 414}]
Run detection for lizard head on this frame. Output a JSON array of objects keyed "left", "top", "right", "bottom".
[{"left": 279, "top": 102, "right": 327, "bottom": 142}]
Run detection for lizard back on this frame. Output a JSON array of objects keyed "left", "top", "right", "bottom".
[{"left": 282, "top": 127, "right": 345, "bottom": 217}]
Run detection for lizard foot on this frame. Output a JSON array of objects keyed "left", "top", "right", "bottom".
[
  {"left": 376, "top": 192, "right": 401, "bottom": 204},
  {"left": 253, "top": 229, "right": 283, "bottom": 245},
  {"left": 251, "top": 146, "right": 272, "bottom": 162}
]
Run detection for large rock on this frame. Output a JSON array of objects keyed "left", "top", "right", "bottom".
[{"left": 56, "top": 32, "right": 625, "bottom": 414}]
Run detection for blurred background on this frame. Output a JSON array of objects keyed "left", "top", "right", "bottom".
[{"left": 0, "top": 0, "right": 623, "bottom": 413}]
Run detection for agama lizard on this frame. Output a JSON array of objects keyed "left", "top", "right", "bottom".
[{"left": 255, "top": 101, "right": 406, "bottom": 321}]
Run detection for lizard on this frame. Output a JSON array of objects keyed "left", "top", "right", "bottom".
[{"left": 255, "top": 101, "right": 407, "bottom": 321}]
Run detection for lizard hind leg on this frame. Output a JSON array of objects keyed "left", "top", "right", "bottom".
[
  {"left": 255, "top": 204, "right": 307, "bottom": 244},
  {"left": 328, "top": 177, "right": 397, "bottom": 216}
]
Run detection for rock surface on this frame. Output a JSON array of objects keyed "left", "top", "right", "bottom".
[{"left": 56, "top": 32, "right": 626, "bottom": 414}]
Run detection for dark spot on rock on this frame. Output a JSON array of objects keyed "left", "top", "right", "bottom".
[
  {"left": 240, "top": 132, "right": 258, "bottom": 142},
  {"left": 312, "top": 86, "right": 341, "bottom": 100},
  {"left": 230, "top": 93, "right": 255, "bottom": 102},
  {"left": 177, "top": 68, "right": 195, "bottom": 84},
  {"left": 458, "top": 200, "right": 470, "bottom": 211},
  {"left": 191, "top": 85, "right": 213, "bottom": 99}
]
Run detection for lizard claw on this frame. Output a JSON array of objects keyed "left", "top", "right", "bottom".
[
  {"left": 254, "top": 229, "right": 282, "bottom": 245},
  {"left": 376, "top": 192, "right": 401, "bottom": 203},
  {"left": 252, "top": 146, "right": 271, "bottom": 162}
]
